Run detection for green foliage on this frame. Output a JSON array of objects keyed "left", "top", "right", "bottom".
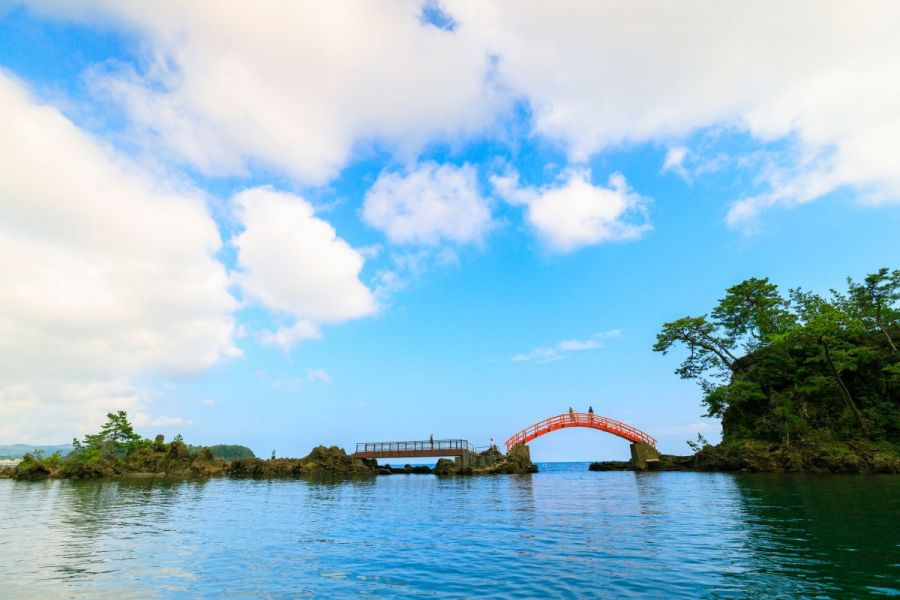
[
  {"left": 11, "top": 411, "right": 227, "bottom": 480},
  {"left": 13, "top": 453, "right": 53, "bottom": 479},
  {"left": 653, "top": 315, "right": 738, "bottom": 382},
  {"left": 686, "top": 434, "right": 711, "bottom": 453},
  {"left": 711, "top": 277, "right": 796, "bottom": 350},
  {"left": 655, "top": 268, "right": 899, "bottom": 444},
  {"left": 80, "top": 410, "right": 143, "bottom": 459}
]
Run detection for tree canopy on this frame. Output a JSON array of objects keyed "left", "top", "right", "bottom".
[{"left": 654, "top": 269, "right": 899, "bottom": 444}]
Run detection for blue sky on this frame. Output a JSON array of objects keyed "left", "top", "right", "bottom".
[{"left": 1, "top": 2, "right": 898, "bottom": 461}]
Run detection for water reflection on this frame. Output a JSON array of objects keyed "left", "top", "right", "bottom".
[
  {"left": 729, "top": 474, "right": 900, "bottom": 597},
  {"left": 1, "top": 468, "right": 898, "bottom": 598}
]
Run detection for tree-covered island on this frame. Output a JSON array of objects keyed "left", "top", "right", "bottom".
[{"left": 653, "top": 267, "right": 899, "bottom": 473}]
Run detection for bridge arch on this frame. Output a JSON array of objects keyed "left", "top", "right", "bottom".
[{"left": 505, "top": 412, "right": 656, "bottom": 452}]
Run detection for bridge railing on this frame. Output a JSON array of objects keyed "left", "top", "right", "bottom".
[
  {"left": 505, "top": 412, "right": 656, "bottom": 450},
  {"left": 355, "top": 439, "right": 475, "bottom": 454}
]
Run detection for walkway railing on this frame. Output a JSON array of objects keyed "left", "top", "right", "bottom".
[
  {"left": 353, "top": 439, "right": 474, "bottom": 459},
  {"left": 505, "top": 412, "right": 656, "bottom": 452}
]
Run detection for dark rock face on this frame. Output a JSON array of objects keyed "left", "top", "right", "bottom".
[
  {"left": 433, "top": 458, "right": 456, "bottom": 475},
  {"left": 688, "top": 441, "right": 900, "bottom": 474},
  {"left": 374, "top": 464, "right": 434, "bottom": 474},
  {"left": 11, "top": 454, "right": 52, "bottom": 480},
  {"left": 484, "top": 443, "right": 538, "bottom": 474},
  {"left": 227, "top": 446, "right": 376, "bottom": 477},
  {"left": 587, "top": 441, "right": 900, "bottom": 474},
  {"left": 588, "top": 461, "right": 631, "bottom": 471},
  {"left": 433, "top": 444, "right": 538, "bottom": 475}
]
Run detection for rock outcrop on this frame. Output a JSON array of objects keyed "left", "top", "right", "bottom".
[
  {"left": 227, "top": 445, "right": 375, "bottom": 477},
  {"left": 433, "top": 443, "right": 538, "bottom": 475},
  {"left": 588, "top": 441, "right": 900, "bottom": 474}
]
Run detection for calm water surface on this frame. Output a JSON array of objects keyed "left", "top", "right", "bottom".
[{"left": 1, "top": 463, "right": 898, "bottom": 598}]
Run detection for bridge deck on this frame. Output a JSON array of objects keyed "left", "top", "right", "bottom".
[
  {"left": 352, "top": 439, "right": 474, "bottom": 459},
  {"left": 506, "top": 412, "right": 656, "bottom": 451}
]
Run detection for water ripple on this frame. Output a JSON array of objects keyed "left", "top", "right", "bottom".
[{"left": 1, "top": 467, "right": 898, "bottom": 598}]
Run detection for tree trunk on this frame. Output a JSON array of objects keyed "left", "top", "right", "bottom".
[
  {"left": 694, "top": 337, "right": 737, "bottom": 372},
  {"left": 819, "top": 336, "right": 865, "bottom": 427},
  {"left": 875, "top": 305, "right": 898, "bottom": 353}
]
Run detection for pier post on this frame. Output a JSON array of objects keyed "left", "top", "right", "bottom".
[{"left": 630, "top": 442, "right": 660, "bottom": 471}]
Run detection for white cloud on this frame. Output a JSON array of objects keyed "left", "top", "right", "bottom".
[
  {"left": 662, "top": 147, "right": 689, "bottom": 179},
  {"left": 494, "top": 169, "right": 651, "bottom": 252},
  {"left": 452, "top": 1, "right": 900, "bottom": 221},
  {"left": 510, "top": 330, "right": 620, "bottom": 363},
  {"left": 200, "top": 398, "right": 216, "bottom": 406},
  {"left": 0, "top": 71, "right": 238, "bottom": 441},
  {"left": 150, "top": 416, "right": 192, "bottom": 427},
  {"left": 23, "top": 2, "right": 900, "bottom": 222},
  {"left": 363, "top": 162, "right": 492, "bottom": 246},
  {"left": 307, "top": 369, "right": 332, "bottom": 384},
  {"left": 259, "top": 321, "right": 322, "bottom": 351},
  {"left": 25, "top": 0, "right": 500, "bottom": 185},
  {"left": 232, "top": 187, "right": 377, "bottom": 349},
  {"left": 0, "top": 380, "right": 143, "bottom": 444}
]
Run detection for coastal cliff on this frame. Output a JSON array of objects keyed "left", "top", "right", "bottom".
[{"left": 644, "top": 270, "right": 900, "bottom": 475}]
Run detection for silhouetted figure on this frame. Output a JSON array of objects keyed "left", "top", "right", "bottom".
[
  {"left": 569, "top": 406, "right": 575, "bottom": 421},
  {"left": 588, "top": 406, "right": 594, "bottom": 422},
  {"left": 429, "top": 434, "right": 434, "bottom": 448}
]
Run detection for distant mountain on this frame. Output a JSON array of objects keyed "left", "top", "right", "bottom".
[
  {"left": 1, "top": 442, "right": 256, "bottom": 460},
  {"left": 0, "top": 444, "right": 72, "bottom": 459}
]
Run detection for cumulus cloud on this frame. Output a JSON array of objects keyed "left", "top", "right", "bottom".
[
  {"left": 510, "top": 330, "right": 620, "bottom": 363},
  {"left": 452, "top": 0, "right": 900, "bottom": 221},
  {"left": 19, "top": 1, "right": 900, "bottom": 223},
  {"left": 362, "top": 162, "right": 492, "bottom": 246},
  {"left": 493, "top": 169, "right": 650, "bottom": 252},
  {"left": 0, "top": 71, "right": 238, "bottom": 441},
  {"left": 0, "top": 380, "right": 143, "bottom": 444},
  {"left": 232, "top": 187, "right": 377, "bottom": 350},
  {"left": 24, "top": 0, "right": 500, "bottom": 184}
]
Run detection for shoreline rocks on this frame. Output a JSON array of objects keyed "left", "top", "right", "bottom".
[
  {"left": 432, "top": 443, "right": 539, "bottom": 475},
  {"left": 227, "top": 446, "right": 375, "bottom": 477},
  {"left": 589, "top": 440, "right": 900, "bottom": 474}
]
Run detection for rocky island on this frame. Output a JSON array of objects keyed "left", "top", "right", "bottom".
[
  {"left": 593, "top": 269, "right": 900, "bottom": 474},
  {"left": 1, "top": 411, "right": 538, "bottom": 481}
]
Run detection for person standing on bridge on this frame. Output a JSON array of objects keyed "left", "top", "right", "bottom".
[
  {"left": 569, "top": 406, "right": 575, "bottom": 422},
  {"left": 429, "top": 434, "right": 433, "bottom": 449},
  {"left": 588, "top": 406, "right": 594, "bottom": 423}
]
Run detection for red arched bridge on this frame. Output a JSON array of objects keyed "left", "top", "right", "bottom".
[{"left": 505, "top": 412, "right": 656, "bottom": 452}]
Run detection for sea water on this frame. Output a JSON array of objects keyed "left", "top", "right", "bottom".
[{"left": 1, "top": 463, "right": 898, "bottom": 598}]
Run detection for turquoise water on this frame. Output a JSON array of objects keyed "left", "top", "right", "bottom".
[{"left": 1, "top": 464, "right": 898, "bottom": 598}]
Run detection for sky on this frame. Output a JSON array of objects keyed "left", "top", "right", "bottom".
[{"left": 1, "top": 1, "right": 898, "bottom": 461}]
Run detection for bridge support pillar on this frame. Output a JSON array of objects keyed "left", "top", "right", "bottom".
[{"left": 630, "top": 442, "right": 660, "bottom": 471}]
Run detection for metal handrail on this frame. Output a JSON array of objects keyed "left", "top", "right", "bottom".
[
  {"left": 505, "top": 412, "right": 656, "bottom": 451},
  {"left": 354, "top": 439, "right": 475, "bottom": 454}
]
